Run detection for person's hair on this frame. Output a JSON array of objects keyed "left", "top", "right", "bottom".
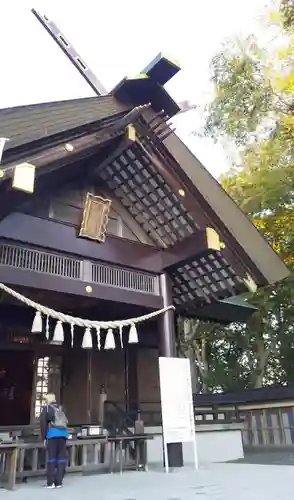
[{"left": 45, "top": 393, "right": 56, "bottom": 404}]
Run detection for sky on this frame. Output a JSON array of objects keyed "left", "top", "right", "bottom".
[{"left": 0, "top": 0, "right": 273, "bottom": 177}]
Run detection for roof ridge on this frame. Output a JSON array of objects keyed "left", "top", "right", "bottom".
[{"left": 0, "top": 95, "right": 112, "bottom": 114}]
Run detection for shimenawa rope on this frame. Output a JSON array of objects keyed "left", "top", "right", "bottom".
[{"left": 0, "top": 282, "right": 174, "bottom": 330}]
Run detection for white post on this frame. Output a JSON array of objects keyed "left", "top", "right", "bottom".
[
  {"left": 163, "top": 440, "right": 169, "bottom": 473},
  {"left": 192, "top": 434, "right": 199, "bottom": 470}
]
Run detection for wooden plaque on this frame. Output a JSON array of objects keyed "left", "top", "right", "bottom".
[{"left": 79, "top": 193, "right": 112, "bottom": 243}]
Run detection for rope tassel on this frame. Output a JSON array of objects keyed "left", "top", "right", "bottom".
[
  {"left": 31, "top": 311, "right": 42, "bottom": 333},
  {"left": 105, "top": 329, "right": 115, "bottom": 350},
  {"left": 96, "top": 327, "right": 101, "bottom": 350},
  {"left": 82, "top": 327, "right": 92, "bottom": 349},
  {"left": 70, "top": 323, "right": 74, "bottom": 348},
  {"left": 119, "top": 325, "right": 123, "bottom": 349},
  {"left": 45, "top": 315, "right": 50, "bottom": 340},
  {"left": 0, "top": 282, "right": 176, "bottom": 348},
  {"left": 51, "top": 320, "right": 64, "bottom": 345},
  {"left": 128, "top": 324, "right": 138, "bottom": 344}
]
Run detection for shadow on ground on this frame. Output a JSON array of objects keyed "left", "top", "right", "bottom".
[{"left": 231, "top": 447, "right": 294, "bottom": 466}]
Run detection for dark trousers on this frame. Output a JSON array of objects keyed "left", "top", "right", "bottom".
[{"left": 46, "top": 437, "right": 67, "bottom": 486}]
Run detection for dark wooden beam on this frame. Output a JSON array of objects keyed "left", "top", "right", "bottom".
[
  {"left": 0, "top": 211, "right": 248, "bottom": 294},
  {"left": 0, "top": 129, "right": 123, "bottom": 185},
  {"left": 0, "top": 300, "right": 154, "bottom": 323},
  {"left": 0, "top": 213, "right": 163, "bottom": 273},
  {"left": 0, "top": 340, "right": 64, "bottom": 355},
  {"left": 161, "top": 229, "right": 223, "bottom": 270},
  {"left": 0, "top": 266, "right": 162, "bottom": 310}
]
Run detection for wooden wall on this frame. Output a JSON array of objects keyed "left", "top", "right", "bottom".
[
  {"left": 19, "top": 180, "right": 154, "bottom": 246},
  {"left": 137, "top": 348, "right": 160, "bottom": 404},
  {"left": 61, "top": 346, "right": 161, "bottom": 424},
  {"left": 62, "top": 349, "right": 125, "bottom": 424}
]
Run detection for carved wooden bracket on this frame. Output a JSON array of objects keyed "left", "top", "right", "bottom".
[{"left": 79, "top": 193, "right": 112, "bottom": 243}]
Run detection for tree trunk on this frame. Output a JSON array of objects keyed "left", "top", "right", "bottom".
[
  {"left": 253, "top": 338, "right": 270, "bottom": 388},
  {"left": 194, "top": 337, "right": 210, "bottom": 393},
  {"left": 180, "top": 318, "right": 211, "bottom": 393},
  {"left": 201, "top": 338, "right": 209, "bottom": 393},
  {"left": 189, "top": 358, "right": 200, "bottom": 393},
  {"left": 180, "top": 320, "right": 200, "bottom": 392}
]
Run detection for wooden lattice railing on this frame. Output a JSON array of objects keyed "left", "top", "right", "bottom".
[{"left": 0, "top": 241, "right": 159, "bottom": 295}]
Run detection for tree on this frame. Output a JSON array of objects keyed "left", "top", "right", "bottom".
[
  {"left": 179, "top": 318, "right": 234, "bottom": 393},
  {"left": 203, "top": 36, "right": 274, "bottom": 146},
  {"left": 198, "top": 2, "right": 294, "bottom": 389},
  {"left": 178, "top": 318, "right": 216, "bottom": 393},
  {"left": 281, "top": 0, "right": 294, "bottom": 30}
]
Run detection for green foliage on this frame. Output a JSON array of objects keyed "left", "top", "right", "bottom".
[
  {"left": 281, "top": 0, "right": 294, "bottom": 30},
  {"left": 203, "top": 37, "right": 274, "bottom": 146},
  {"left": 182, "top": 0, "right": 294, "bottom": 392}
]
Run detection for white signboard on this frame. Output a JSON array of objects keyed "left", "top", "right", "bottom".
[{"left": 159, "top": 357, "right": 198, "bottom": 471}]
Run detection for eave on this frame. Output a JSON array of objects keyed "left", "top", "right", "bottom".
[
  {"left": 0, "top": 95, "right": 289, "bottom": 319},
  {"left": 161, "top": 129, "right": 290, "bottom": 287},
  {"left": 0, "top": 105, "right": 149, "bottom": 220},
  {"left": 182, "top": 296, "right": 257, "bottom": 324},
  {"left": 0, "top": 95, "right": 130, "bottom": 156}
]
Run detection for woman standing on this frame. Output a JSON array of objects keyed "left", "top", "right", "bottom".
[{"left": 40, "top": 393, "right": 69, "bottom": 488}]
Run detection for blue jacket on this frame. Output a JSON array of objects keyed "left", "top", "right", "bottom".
[{"left": 40, "top": 403, "right": 69, "bottom": 440}]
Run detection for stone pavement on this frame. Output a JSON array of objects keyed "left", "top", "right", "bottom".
[
  {"left": 5, "top": 463, "right": 293, "bottom": 500},
  {"left": 235, "top": 448, "right": 294, "bottom": 466}
]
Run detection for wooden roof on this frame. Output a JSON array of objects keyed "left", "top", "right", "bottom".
[
  {"left": 194, "top": 385, "right": 294, "bottom": 406},
  {"left": 0, "top": 95, "right": 289, "bottom": 316},
  {"left": 0, "top": 96, "right": 129, "bottom": 154}
]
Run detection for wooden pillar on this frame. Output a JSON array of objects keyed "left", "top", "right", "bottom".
[
  {"left": 30, "top": 357, "right": 38, "bottom": 424},
  {"left": 98, "top": 384, "right": 107, "bottom": 426},
  {"left": 86, "top": 350, "right": 92, "bottom": 424},
  {"left": 159, "top": 273, "right": 183, "bottom": 468},
  {"left": 124, "top": 344, "right": 138, "bottom": 414},
  {"left": 159, "top": 273, "right": 176, "bottom": 357}
]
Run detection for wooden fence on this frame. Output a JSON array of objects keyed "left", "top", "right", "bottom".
[
  {"left": 194, "top": 386, "right": 294, "bottom": 449},
  {"left": 240, "top": 406, "right": 294, "bottom": 447},
  {"left": 0, "top": 435, "right": 150, "bottom": 490}
]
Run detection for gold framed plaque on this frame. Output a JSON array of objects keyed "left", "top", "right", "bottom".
[{"left": 79, "top": 193, "right": 112, "bottom": 243}]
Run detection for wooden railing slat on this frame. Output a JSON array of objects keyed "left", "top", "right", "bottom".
[
  {"left": 82, "top": 444, "right": 87, "bottom": 467},
  {"left": 32, "top": 448, "right": 39, "bottom": 472},
  {"left": 69, "top": 445, "right": 76, "bottom": 468},
  {"left": 18, "top": 448, "right": 25, "bottom": 473},
  {"left": 94, "top": 443, "right": 99, "bottom": 465},
  {"left": 0, "top": 435, "right": 151, "bottom": 490}
]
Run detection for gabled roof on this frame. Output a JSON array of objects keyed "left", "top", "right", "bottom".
[
  {"left": 0, "top": 95, "right": 129, "bottom": 154},
  {"left": 0, "top": 94, "right": 289, "bottom": 316}
]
